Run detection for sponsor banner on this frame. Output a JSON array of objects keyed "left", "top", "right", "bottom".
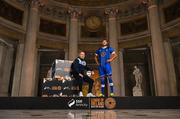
[
  {"left": 1, "top": 97, "right": 180, "bottom": 109},
  {"left": 67, "top": 97, "right": 90, "bottom": 109},
  {"left": 0, "top": 97, "right": 118, "bottom": 109},
  {"left": 66, "top": 97, "right": 118, "bottom": 109},
  {"left": 90, "top": 97, "right": 118, "bottom": 109}
]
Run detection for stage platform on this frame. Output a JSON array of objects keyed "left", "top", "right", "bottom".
[{"left": 0, "top": 97, "right": 180, "bottom": 109}]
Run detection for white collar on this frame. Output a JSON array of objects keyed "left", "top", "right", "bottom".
[{"left": 102, "top": 46, "right": 108, "bottom": 49}]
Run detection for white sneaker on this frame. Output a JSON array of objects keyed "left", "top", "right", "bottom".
[
  {"left": 79, "top": 91, "right": 83, "bottom": 97},
  {"left": 86, "top": 93, "right": 95, "bottom": 97}
]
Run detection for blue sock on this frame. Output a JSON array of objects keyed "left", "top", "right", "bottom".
[
  {"left": 100, "top": 77, "right": 105, "bottom": 95},
  {"left": 108, "top": 75, "right": 114, "bottom": 93}
]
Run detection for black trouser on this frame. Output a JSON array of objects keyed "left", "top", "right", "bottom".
[{"left": 73, "top": 74, "right": 94, "bottom": 93}]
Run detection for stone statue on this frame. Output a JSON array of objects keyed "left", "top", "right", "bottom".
[
  {"left": 132, "top": 66, "right": 143, "bottom": 96},
  {"left": 133, "top": 66, "right": 143, "bottom": 88}
]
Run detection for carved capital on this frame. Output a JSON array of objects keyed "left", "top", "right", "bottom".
[
  {"left": 68, "top": 7, "right": 81, "bottom": 19},
  {"left": 141, "top": 0, "right": 156, "bottom": 8},
  {"left": 31, "top": 0, "right": 48, "bottom": 8},
  {"left": 105, "top": 8, "right": 119, "bottom": 18}
]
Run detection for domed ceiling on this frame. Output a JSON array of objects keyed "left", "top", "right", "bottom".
[{"left": 54, "top": 0, "right": 129, "bottom": 6}]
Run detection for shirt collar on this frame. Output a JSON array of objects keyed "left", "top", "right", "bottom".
[{"left": 102, "top": 46, "right": 108, "bottom": 49}]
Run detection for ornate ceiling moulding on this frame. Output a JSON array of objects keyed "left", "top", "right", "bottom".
[
  {"left": 39, "top": 4, "right": 67, "bottom": 20},
  {"left": 118, "top": 5, "right": 147, "bottom": 18},
  {"left": 54, "top": 0, "right": 129, "bottom": 7},
  {"left": 67, "top": 1, "right": 148, "bottom": 19},
  {"left": 16, "top": 0, "right": 48, "bottom": 8}
]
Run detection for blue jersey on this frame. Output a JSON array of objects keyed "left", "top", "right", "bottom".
[{"left": 95, "top": 47, "right": 115, "bottom": 66}]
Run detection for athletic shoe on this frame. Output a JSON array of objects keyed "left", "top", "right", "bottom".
[
  {"left": 86, "top": 93, "right": 95, "bottom": 97},
  {"left": 110, "top": 93, "right": 114, "bottom": 97},
  {"left": 99, "top": 93, "right": 104, "bottom": 97},
  {"left": 79, "top": 91, "right": 83, "bottom": 97}
]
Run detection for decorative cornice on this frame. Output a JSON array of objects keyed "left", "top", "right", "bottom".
[
  {"left": 54, "top": 0, "right": 128, "bottom": 7},
  {"left": 16, "top": 0, "right": 48, "bottom": 8},
  {"left": 39, "top": 5, "right": 67, "bottom": 19}
]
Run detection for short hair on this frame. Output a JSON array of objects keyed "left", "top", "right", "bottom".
[
  {"left": 78, "top": 51, "right": 85, "bottom": 54},
  {"left": 101, "top": 39, "right": 110, "bottom": 46},
  {"left": 102, "top": 39, "right": 109, "bottom": 42}
]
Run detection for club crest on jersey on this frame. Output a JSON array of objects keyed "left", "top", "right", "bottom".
[
  {"left": 81, "top": 61, "right": 86, "bottom": 66},
  {"left": 77, "top": 58, "right": 86, "bottom": 66},
  {"left": 101, "top": 52, "right": 106, "bottom": 57}
]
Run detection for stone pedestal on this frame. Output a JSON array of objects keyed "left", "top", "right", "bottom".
[{"left": 133, "top": 86, "right": 143, "bottom": 96}]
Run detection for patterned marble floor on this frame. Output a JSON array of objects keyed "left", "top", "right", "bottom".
[{"left": 0, "top": 109, "right": 180, "bottom": 119}]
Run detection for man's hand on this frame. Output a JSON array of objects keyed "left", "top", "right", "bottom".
[
  {"left": 91, "top": 71, "right": 95, "bottom": 75},
  {"left": 107, "top": 53, "right": 117, "bottom": 63},
  {"left": 95, "top": 55, "right": 100, "bottom": 66},
  {"left": 79, "top": 73, "right": 83, "bottom": 77},
  {"left": 107, "top": 59, "right": 112, "bottom": 63}
]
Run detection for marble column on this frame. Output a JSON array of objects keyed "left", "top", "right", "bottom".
[
  {"left": 148, "top": 2, "right": 170, "bottom": 96},
  {"left": 64, "top": 49, "right": 69, "bottom": 60},
  {"left": 33, "top": 49, "right": 39, "bottom": 96},
  {"left": 0, "top": 46, "right": 14, "bottom": 96},
  {"left": 0, "top": 42, "right": 7, "bottom": 96},
  {"left": 0, "top": 43, "right": 6, "bottom": 76},
  {"left": 164, "top": 40, "right": 177, "bottom": 96},
  {"left": 105, "top": 8, "right": 121, "bottom": 96},
  {"left": 19, "top": 0, "right": 41, "bottom": 96},
  {"left": 11, "top": 43, "right": 24, "bottom": 96},
  {"left": 149, "top": 44, "right": 158, "bottom": 95},
  {"left": 119, "top": 49, "right": 125, "bottom": 96},
  {"left": 68, "top": 8, "right": 81, "bottom": 60}
]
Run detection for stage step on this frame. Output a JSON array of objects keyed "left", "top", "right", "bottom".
[{"left": 0, "top": 97, "right": 180, "bottom": 109}]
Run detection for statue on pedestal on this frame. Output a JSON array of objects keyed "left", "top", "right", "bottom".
[{"left": 132, "top": 66, "right": 143, "bottom": 96}]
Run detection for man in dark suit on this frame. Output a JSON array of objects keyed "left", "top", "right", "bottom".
[{"left": 71, "top": 51, "right": 95, "bottom": 97}]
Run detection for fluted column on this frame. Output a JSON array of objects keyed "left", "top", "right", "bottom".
[
  {"left": 68, "top": 8, "right": 81, "bottom": 60},
  {"left": 119, "top": 49, "right": 125, "bottom": 96},
  {"left": 33, "top": 48, "right": 39, "bottom": 96},
  {"left": 147, "top": 1, "right": 170, "bottom": 96},
  {"left": 164, "top": 40, "right": 177, "bottom": 96},
  {"left": 64, "top": 49, "right": 69, "bottom": 60},
  {"left": 105, "top": 8, "right": 121, "bottom": 96},
  {"left": 0, "top": 39, "right": 15, "bottom": 96},
  {"left": 148, "top": 44, "right": 157, "bottom": 95},
  {"left": 11, "top": 43, "right": 24, "bottom": 96},
  {"left": 0, "top": 43, "right": 6, "bottom": 81},
  {"left": 19, "top": 0, "right": 43, "bottom": 96},
  {"left": 1, "top": 46, "right": 14, "bottom": 96}
]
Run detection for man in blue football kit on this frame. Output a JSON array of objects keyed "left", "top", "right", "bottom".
[{"left": 95, "top": 39, "right": 117, "bottom": 97}]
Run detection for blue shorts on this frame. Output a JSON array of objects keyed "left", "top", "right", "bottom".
[{"left": 98, "top": 63, "right": 112, "bottom": 77}]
